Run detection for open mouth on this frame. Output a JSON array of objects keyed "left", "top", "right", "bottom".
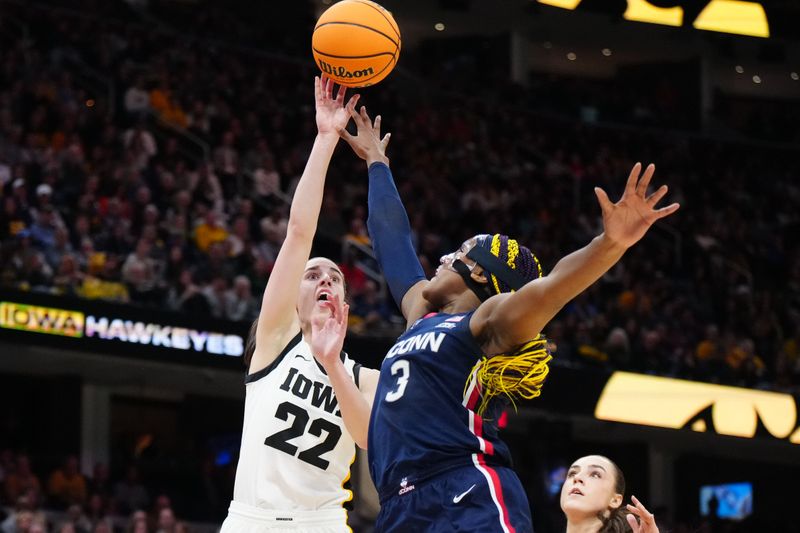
[{"left": 569, "top": 488, "right": 583, "bottom": 496}]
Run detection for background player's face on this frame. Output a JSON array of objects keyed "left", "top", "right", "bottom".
[
  {"left": 559, "top": 455, "right": 623, "bottom": 521},
  {"left": 297, "top": 257, "right": 346, "bottom": 324}
]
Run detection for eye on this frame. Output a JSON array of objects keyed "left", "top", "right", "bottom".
[
  {"left": 331, "top": 275, "right": 341, "bottom": 284},
  {"left": 591, "top": 471, "right": 602, "bottom": 478},
  {"left": 566, "top": 470, "right": 576, "bottom": 479},
  {"left": 307, "top": 272, "right": 319, "bottom": 280}
]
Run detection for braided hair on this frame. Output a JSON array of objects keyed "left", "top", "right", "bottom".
[{"left": 464, "top": 234, "right": 552, "bottom": 416}]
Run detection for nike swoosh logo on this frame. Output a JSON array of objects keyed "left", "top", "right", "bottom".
[
  {"left": 294, "top": 355, "right": 310, "bottom": 361},
  {"left": 452, "top": 484, "right": 476, "bottom": 504}
]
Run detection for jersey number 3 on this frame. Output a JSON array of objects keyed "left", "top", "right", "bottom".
[
  {"left": 385, "top": 360, "right": 410, "bottom": 402},
  {"left": 264, "top": 401, "right": 342, "bottom": 470}
]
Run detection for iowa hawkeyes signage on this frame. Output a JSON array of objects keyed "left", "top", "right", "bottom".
[{"left": 0, "top": 290, "right": 247, "bottom": 364}]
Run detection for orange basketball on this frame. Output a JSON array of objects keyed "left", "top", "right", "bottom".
[{"left": 312, "top": 0, "right": 401, "bottom": 88}]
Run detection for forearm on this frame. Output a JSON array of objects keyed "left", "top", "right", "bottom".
[
  {"left": 288, "top": 133, "right": 338, "bottom": 237},
  {"left": 366, "top": 162, "right": 426, "bottom": 306},
  {"left": 324, "top": 360, "right": 371, "bottom": 449},
  {"left": 490, "top": 233, "right": 627, "bottom": 347},
  {"left": 545, "top": 232, "right": 626, "bottom": 307}
]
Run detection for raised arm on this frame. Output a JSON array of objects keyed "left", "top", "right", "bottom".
[
  {"left": 249, "top": 77, "right": 359, "bottom": 374},
  {"left": 339, "top": 106, "right": 429, "bottom": 324},
  {"left": 310, "top": 297, "right": 379, "bottom": 449},
  {"left": 473, "top": 163, "right": 679, "bottom": 353}
]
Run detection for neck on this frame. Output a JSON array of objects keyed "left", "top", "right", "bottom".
[
  {"left": 439, "top": 291, "right": 481, "bottom": 315},
  {"left": 300, "top": 321, "right": 312, "bottom": 340},
  {"left": 566, "top": 516, "right": 604, "bottom": 533}
]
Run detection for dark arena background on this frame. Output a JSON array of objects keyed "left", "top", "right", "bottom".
[{"left": 1, "top": 0, "right": 799, "bottom": 531}]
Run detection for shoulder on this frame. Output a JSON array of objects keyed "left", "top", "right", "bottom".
[{"left": 246, "top": 330, "right": 304, "bottom": 384}]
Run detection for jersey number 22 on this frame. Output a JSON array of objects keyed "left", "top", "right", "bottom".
[{"left": 264, "top": 401, "right": 342, "bottom": 469}]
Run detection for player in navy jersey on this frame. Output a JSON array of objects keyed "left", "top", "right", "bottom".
[{"left": 329, "top": 105, "right": 680, "bottom": 533}]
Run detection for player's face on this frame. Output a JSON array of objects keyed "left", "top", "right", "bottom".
[
  {"left": 297, "top": 257, "right": 346, "bottom": 323},
  {"left": 424, "top": 237, "right": 485, "bottom": 304},
  {"left": 560, "top": 455, "right": 623, "bottom": 521}
]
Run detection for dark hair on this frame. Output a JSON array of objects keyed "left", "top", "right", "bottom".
[
  {"left": 597, "top": 456, "right": 629, "bottom": 533},
  {"left": 243, "top": 318, "right": 258, "bottom": 369},
  {"left": 468, "top": 233, "right": 551, "bottom": 416},
  {"left": 474, "top": 233, "right": 543, "bottom": 295}
]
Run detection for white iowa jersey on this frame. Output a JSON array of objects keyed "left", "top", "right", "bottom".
[{"left": 232, "top": 331, "right": 361, "bottom": 511}]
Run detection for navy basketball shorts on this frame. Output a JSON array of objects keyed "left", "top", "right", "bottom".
[{"left": 375, "top": 464, "right": 533, "bottom": 533}]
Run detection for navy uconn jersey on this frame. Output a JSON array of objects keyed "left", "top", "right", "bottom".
[{"left": 368, "top": 311, "right": 512, "bottom": 500}]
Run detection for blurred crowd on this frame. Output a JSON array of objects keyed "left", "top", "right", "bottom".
[
  {"left": 0, "top": 450, "right": 209, "bottom": 533},
  {"left": 1, "top": 0, "right": 799, "bottom": 400}
]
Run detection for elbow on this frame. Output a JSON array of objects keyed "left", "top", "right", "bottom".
[
  {"left": 356, "top": 436, "right": 368, "bottom": 450},
  {"left": 286, "top": 220, "right": 314, "bottom": 242}
]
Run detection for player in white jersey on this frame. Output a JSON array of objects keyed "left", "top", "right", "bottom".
[{"left": 221, "top": 77, "right": 379, "bottom": 533}]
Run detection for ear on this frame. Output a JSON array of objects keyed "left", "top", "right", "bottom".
[
  {"left": 609, "top": 493, "right": 623, "bottom": 510},
  {"left": 470, "top": 264, "right": 488, "bottom": 285}
]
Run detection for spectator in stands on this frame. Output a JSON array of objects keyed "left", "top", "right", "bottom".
[
  {"left": 122, "top": 239, "right": 160, "bottom": 304},
  {"left": 4, "top": 455, "right": 41, "bottom": 504},
  {"left": 47, "top": 455, "right": 87, "bottom": 509},
  {"left": 155, "top": 507, "right": 176, "bottom": 533},
  {"left": 193, "top": 211, "right": 228, "bottom": 254},
  {"left": 350, "top": 280, "right": 393, "bottom": 334},
  {"left": 29, "top": 205, "right": 59, "bottom": 252},
  {"left": 123, "top": 122, "right": 158, "bottom": 172},
  {"left": 65, "top": 502, "right": 92, "bottom": 533},
  {"left": 124, "top": 76, "right": 151, "bottom": 118},
  {"left": 225, "top": 275, "right": 258, "bottom": 322},
  {"left": 113, "top": 467, "right": 149, "bottom": 516},
  {"left": 124, "top": 510, "right": 148, "bottom": 533}
]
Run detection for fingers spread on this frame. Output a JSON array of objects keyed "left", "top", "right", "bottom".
[
  {"left": 594, "top": 186, "right": 613, "bottom": 212},
  {"left": 646, "top": 184, "right": 668, "bottom": 206},
  {"left": 335, "top": 83, "right": 347, "bottom": 104},
  {"left": 636, "top": 163, "right": 656, "bottom": 197},
  {"left": 625, "top": 162, "right": 642, "bottom": 195},
  {"left": 655, "top": 202, "right": 680, "bottom": 219}
]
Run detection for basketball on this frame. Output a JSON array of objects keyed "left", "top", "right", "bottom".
[{"left": 312, "top": 0, "right": 401, "bottom": 88}]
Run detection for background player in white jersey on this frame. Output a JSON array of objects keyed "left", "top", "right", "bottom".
[{"left": 220, "top": 77, "right": 379, "bottom": 533}]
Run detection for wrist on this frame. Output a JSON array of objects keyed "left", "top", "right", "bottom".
[
  {"left": 317, "top": 132, "right": 340, "bottom": 145},
  {"left": 321, "top": 355, "right": 346, "bottom": 375},
  {"left": 598, "top": 232, "right": 628, "bottom": 254},
  {"left": 366, "top": 154, "right": 390, "bottom": 167}
]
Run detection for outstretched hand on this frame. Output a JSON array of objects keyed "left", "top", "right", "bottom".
[
  {"left": 339, "top": 105, "right": 391, "bottom": 166},
  {"left": 315, "top": 76, "right": 360, "bottom": 137},
  {"left": 594, "top": 163, "right": 680, "bottom": 248},
  {"left": 310, "top": 296, "right": 350, "bottom": 370},
  {"left": 626, "top": 495, "right": 660, "bottom": 533}
]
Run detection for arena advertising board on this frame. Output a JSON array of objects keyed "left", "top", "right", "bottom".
[
  {"left": 0, "top": 290, "right": 247, "bottom": 365},
  {"left": 595, "top": 371, "right": 800, "bottom": 445},
  {"left": 537, "top": 0, "right": 772, "bottom": 38},
  {"left": 523, "top": 366, "right": 800, "bottom": 445}
]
